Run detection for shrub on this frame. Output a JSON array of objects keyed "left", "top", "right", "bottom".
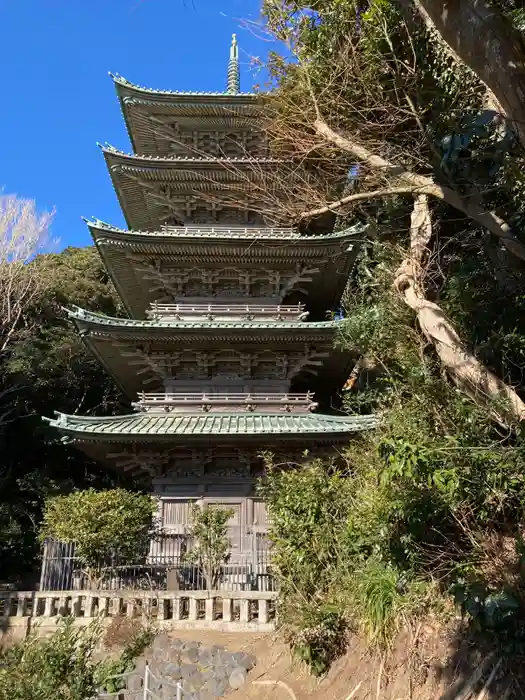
[
  {"left": 0, "top": 617, "right": 153, "bottom": 700},
  {"left": 0, "top": 618, "right": 102, "bottom": 700},
  {"left": 39, "top": 488, "right": 156, "bottom": 586},
  {"left": 184, "top": 504, "right": 234, "bottom": 589}
]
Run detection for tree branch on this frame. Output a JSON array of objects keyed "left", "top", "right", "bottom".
[
  {"left": 300, "top": 187, "right": 411, "bottom": 219},
  {"left": 313, "top": 118, "right": 525, "bottom": 261}
]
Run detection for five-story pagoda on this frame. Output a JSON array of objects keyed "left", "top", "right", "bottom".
[{"left": 45, "top": 37, "right": 376, "bottom": 565}]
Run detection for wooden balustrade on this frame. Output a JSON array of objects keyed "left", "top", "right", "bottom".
[
  {"left": 0, "top": 590, "right": 276, "bottom": 631},
  {"left": 146, "top": 302, "right": 308, "bottom": 321},
  {"left": 133, "top": 391, "right": 318, "bottom": 414}
]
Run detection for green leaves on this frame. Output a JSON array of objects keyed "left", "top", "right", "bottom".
[
  {"left": 0, "top": 617, "right": 151, "bottom": 700},
  {"left": 39, "top": 488, "right": 156, "bottom": 577},
  {"left": 184, "top": 505, "right": 234, "bottom": 589}
]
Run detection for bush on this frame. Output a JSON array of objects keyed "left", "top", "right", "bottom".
[
  {"left": 39, "top": 488, "right": 156, "bottom": 585},
  {"left": 0, "top": 616, "right": 153, "bottom": 700},
  {"left": 0, "top": 618, "right": 102, "bottom": 700},
  {"left": 184, "top": 504, "right": 233, "bottom": 589}
]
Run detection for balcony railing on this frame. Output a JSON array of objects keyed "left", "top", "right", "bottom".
[
  {"left": 133, "top": 391, "right": 318, "bottom": 414},
  {"left": 146, "top": 302, "right": 308, "bottom": 322}
]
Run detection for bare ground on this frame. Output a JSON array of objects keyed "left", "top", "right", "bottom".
[{"left": 165, "top": 624, "right": 463, "bottom": 700}]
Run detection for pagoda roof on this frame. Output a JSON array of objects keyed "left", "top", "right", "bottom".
[
  {"left": 112, "top": 73, "right": 258, "bottom": 102},
  {"left": 111, "top": 74, "right": 263, "bottom": 155},
  {"left": 45, "top": 410, "right": 377, "bottom": 443},
  {"left": 88, "top": 220, "right": 365, "bottom": 318},
  {"left": 64, "top": 306, "right": 352, "bottom": 399},
  {"left": 66, "top": 306, "right": 340, "bottom": 334},
  {"left": 102, "top": 146, "right": 280, "bottom": 230}
]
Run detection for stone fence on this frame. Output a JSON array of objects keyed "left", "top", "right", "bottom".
[{"left": 0, "top": 589, "right": 277, "bottom": 636}]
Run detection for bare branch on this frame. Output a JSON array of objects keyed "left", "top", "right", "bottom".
[
  {"left": 0, "top": 194, "right": 55, "bottom": 353},
  {"left": 300, "top": 187, "right": 411, "bottom": 219},
  {"left": 313, "top": 118, "right": 525, "bottom": 261}
]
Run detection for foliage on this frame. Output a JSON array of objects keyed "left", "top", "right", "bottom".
[
  {"left": 452, "top": 580, "right": 520, "bottom": 631},
  {"left": 0, "top": 618, "right": 102, "bottom": 700},
  {"left": 184, "top": 504, "right": 234, "bottom": 589},
  {"left": 39, "top": 488, "right": 156, "bottom": 583},
  {"left": 290, "top": 604, "right": 347, "bottom": 676},
  {"left": 256, "top": 0, "right": 525, "bottom": 675},
  {"left": 96, "top": 621, "right": 154, "bottom": 694},
  {"left": 0, "top": 617, "right": 151, "bottom": 700},
  {"left": 0, "top": 245, "right": 132, "bottom": 586}
]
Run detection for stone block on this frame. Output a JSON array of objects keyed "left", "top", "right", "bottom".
[
  {"left": 126, "top": 671, "right": 143, "bottom": 692},
  {"left": 228, "top": 667, "right": 247, "bottom": 689},
  {"left": 201, "top": 676, "right": 230, "bottom": 697},
  {"left": 230, "top": 651, "right": 256, "bottom": 670},
  {"left": 164, "top": 662, "right": 183, "bottom": 680},
  {"left": 181, "top": 662, "right": 199, "bottom": 680}
]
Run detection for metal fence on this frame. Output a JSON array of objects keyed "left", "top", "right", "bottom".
[
  {"left": 95, "top": 663, "right": 188, "bottom": 699},
  {"left": 39, "top": 537, "right": 276, "bottom": 593}
]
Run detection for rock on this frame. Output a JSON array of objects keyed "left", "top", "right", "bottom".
[
  {"left": 230, "top": 651, "right": 256, "bottom": 670},
  {"left": 181, "top": 662, "right": 199, "bottom": 680},
  {"left": 164, "top": 662, "right": 183, "bottom": 680},
  {"left": 228, "top": 667, "right": 247, "bottom": 689},
  {"left": 152, "top": 634, "right": 171, "bottom": 651},
  {"left": 201, "top": 676, "right": 230, "bottom": 697}
]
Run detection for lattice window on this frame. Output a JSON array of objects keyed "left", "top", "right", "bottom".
[
  {"left": 213, "top": 350, "right": 244, "bottom": 378},
  {"left": 192, "top": 205, "right": 214, "bottom": 225},
  {"left": 162, "top": 499, "right": 194, "bottom": 527},
  {"left": 253, "top": 351, "right": 282, "bottom": 379}
]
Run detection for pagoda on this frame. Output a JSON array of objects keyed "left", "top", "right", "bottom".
[{"left": 45, "top": 37, "right": 376, "bottom": 570}]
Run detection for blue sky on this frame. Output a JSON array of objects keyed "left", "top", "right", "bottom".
[{"left": 1, "top": 0, "right": 273, "bottom": 250}]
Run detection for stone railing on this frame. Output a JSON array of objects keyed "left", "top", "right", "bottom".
[
  {"left": 133, "top": 391, "right": 318, "bottom": 414},
  {"left": 0, "top": 590, "right": 277, "bottom": 633},
  {"left": 146, "top": 302, "right": 308, "bottom": 322}
]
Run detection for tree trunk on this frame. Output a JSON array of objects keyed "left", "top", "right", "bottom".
[
  {"left": 411, "top": 0, "right": 525, "bottom": 144},
  {"left": 394, "top": 195, "right": 525, "bottom": 426}
]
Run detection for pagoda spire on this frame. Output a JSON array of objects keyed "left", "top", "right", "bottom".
[{"left": 227, "top": 33, "right": 240, "bottom": 94}]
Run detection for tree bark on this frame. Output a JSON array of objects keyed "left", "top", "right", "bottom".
[
  {"left": 394, "top": 195, "right": 525, "bottom": 426},
  {"left": 411, "top": 0, "right": 525, "bottom": 144},
  {"left": 313, "top": 118, "right": 525, "bottom": 261}
]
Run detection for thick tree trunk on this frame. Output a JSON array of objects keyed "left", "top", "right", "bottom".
[
  {"left": 411, "top": 0, "right": 525, "bottom": 144},
  {"left": 394, "top": 195, "right": 525, "bottom": 426}
]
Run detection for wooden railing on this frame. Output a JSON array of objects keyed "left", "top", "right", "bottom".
[
  {"left": 0, "top": 590, "right": 277, "bottom": 631},
  {"left": 133, "top": 391, "right": 318, "bottom": 414},
  {"left": 146, "top": 302, "right": 308, "bottom": 321}
]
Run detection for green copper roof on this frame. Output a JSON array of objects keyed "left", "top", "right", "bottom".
[
  {"left": 111, "top": 73, "right": 257, "bottom": 99},
  {"left": 87, "top": 219, "right": 366, "bottom": 243},
  {"left": 101, "top": 144, "right": 280, "bottom": 165},
  {"left": 65, "top": 306, "right": 341, "bottom": 331},
  {"left": 44, "top": 411, "right": 377, "bottom": 440}
]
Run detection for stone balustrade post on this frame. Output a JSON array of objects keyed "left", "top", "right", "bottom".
[
  {"left": 16, "top": 595, "right": 27, "bottom": 617},
  {"left": 188, "top": 596, "right": 198, "bottom": 621},
  {"left": 111, "top": 596, "right": 121, "bottom": 616},
  {"left": 222, "top": 597, "right": 232, "bottom": 622},
  {"left": 71, "top": 596, "right": 81, "bottom": 617},
  {"left": 157, "top": 597, "right": 167, "bottom": 621},
  {"left": 258, "top": 599, "right": 268, "bottom": 624},
  {"left": 172, "top": 596, "right": 181, "bottom": 621},
  {"left": 239, "top": 599, "right": 249, "bottom": 623},
  {"left": 58, "top": 595, "right": 68, "bottom": 617},
  {"left": 85, "top": 594, "right": 96, "bottom": 618},
  {"left": 43, "top": 595, "right": 54, "bottom": 617},
  {"left": 205, "top": 597, "right": 214, "bottom": 622}
]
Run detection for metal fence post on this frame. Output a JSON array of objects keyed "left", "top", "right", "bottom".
[
  {"left": 143, "top": 662, "right": 149, "bottom": 700},
  {"left": 176, "top": 682, "right": 182, "bottom": 700}
]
